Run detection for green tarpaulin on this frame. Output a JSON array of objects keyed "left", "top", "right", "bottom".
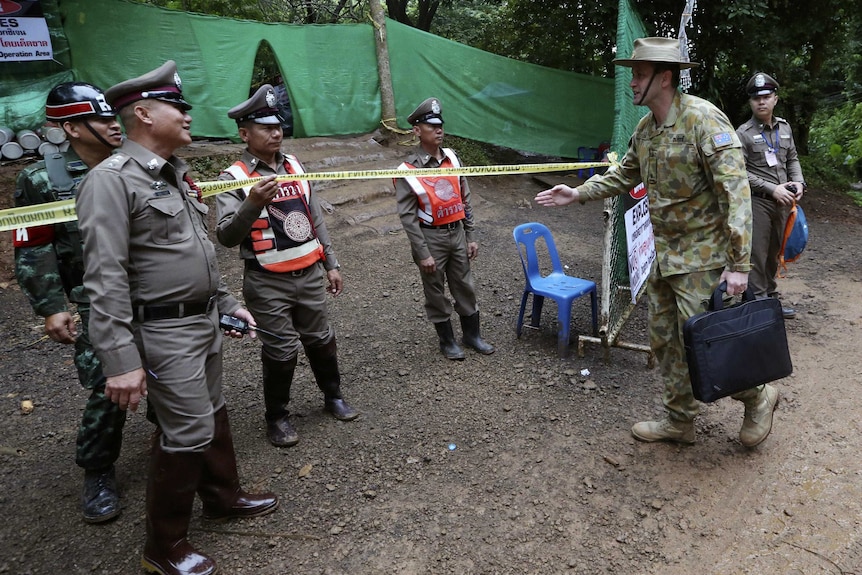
[{"left": 0, "top": 0, "right": 649, "bottom": 159}]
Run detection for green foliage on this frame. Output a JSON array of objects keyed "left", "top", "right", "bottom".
[
  {"left": 186, "top": 155, "right": 224, "bottom": 180},
  {"left": 443, "top": 135, "right": 491, "bottom": 167},
  {"left": 431, "top": 1, "right": 503, "bottom": 47},
  {"left": 475, "top": 0, "right": 618, "bottom": 76},
  {"left": 809, "top": 101, "right": 862, "bottom": 181}
]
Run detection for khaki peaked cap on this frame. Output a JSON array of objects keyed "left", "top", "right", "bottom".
[
  {"left": 106, "top": 60, "right": 191, "bottom": 111},
  {"left": 228, "top": 84, "right": 283, "bottom": 125},
  {"left": 746, "top": 73, "right": 779, "bottom": 96},
  {"left": 408, "top": 97, "right": 444, "bottom": 125}
]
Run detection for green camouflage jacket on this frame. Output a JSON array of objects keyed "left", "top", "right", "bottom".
[
  {"left": 13, "top": 149, "right": 89, "bottom": 316},
  {"left": 580, "top": 91, "right": 752, "bottom": 276}
]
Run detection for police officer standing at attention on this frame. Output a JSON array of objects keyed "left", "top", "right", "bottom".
[
  {"left": 216, "top": 84, "right": 358, "bottom": 449},
  {"left": 736, "top": 72, "right": 805, "bottom": 319},
  {"left": 13, "top": 82, "right": 125, "bottom": 524},
  {"left": 536, "top": 38, "right": 778, "bottom": 448},
  {"left": 393, "top": 98, "right": 494, "bottom": 360},
  {"left": 77, "top": 61, "right": 278, "bottom": 575}
]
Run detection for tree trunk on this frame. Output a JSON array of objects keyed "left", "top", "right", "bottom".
[{"left": 370, "top": 0, "right": 397, "bottom": 145}]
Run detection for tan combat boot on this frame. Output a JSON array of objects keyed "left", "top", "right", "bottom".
[
  {"left": 739, "top": 384, "right": 779, "bottom": 448},
  {"left": 631, "top": 417, "right": 695, "bottom": 444}
]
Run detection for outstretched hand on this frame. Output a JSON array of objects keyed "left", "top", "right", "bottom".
[{"left": 535, "top": 184, "right": 579, "bottom": 207}]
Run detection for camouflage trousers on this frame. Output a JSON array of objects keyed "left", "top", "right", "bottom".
[
  {"left": 74, "top": 304, "right": 126, "bottom": 470},
  {"left": 647, "top": 267, "right": 761, "bottom": 422}
]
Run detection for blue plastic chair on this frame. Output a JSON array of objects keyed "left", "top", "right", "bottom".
[{"left": 513, "top": 222, "right": 599, "bottom": 358}]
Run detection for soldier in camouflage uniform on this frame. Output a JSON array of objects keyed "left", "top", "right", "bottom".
[
  {"left": 536, "top": 37, "right": 779, "bottom": 448},
  {"left": 13, "top": 82, "right": 126, "bottom": 522}
]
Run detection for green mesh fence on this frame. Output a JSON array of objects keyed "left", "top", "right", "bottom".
[{"left": 597, "top": 0, "right": 649, "bottom": 351}]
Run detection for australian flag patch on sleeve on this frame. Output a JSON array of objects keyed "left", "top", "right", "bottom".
[{"left": 712, "top": 132, "right": 733, "bottom": 147}]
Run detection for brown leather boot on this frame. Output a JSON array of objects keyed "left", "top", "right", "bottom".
[
  {"left": 305, "top": 337, "right": 359, "bottom": 421},
  {"left": 261, "top": 354, "right": 299, "bottom": 447},
  {"left": 198, "top": 406, "right": 279, "bottom": 522},
  {"left": 141, "top": 435, "right": 216, "bottom": 575}
]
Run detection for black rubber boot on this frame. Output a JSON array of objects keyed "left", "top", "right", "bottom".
[
  {"left": 305, "top": 337, "right": 359, "bottom": 421},
  {"left": 434, "top": 320, "right": 466, "bottom": 360},
  {"left": 82, "top": 465, "right": 121, "bottom": 524},
  {"left": 261, "top": 354, "right": 299, "bottom": 447},
  {"left": 460, "top": 312, "right": 495, "bottom": 355}
]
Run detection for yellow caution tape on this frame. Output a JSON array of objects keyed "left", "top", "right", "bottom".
[
  {"left": 2, "top": 199, "right": 78, "bottom": 232},
  {"left": 0, "top": 160, "right": 611, "bottom": 232}
]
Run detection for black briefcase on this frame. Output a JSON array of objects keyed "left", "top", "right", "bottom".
[{"left": 684, "top": 282, "right": 792, "bottom": 403}]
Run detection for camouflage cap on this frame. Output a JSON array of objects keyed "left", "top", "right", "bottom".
[
  {"left": 407, "top": 98, "right": 444, "bottom": 125},
  {"left": 612, "top": 37, "right": 699, "bottom": 69},
  {"left": 227, "top": 84, "right": 283, "bottom": 125},
  {"left": 746, "top": 72, "right": 779, "bottom": 97},
  {"left": 106, "top": 60, "right": 192, "bottom": 112}
]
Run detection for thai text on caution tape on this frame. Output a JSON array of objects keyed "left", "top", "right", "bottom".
[{"left": 0, "top": 160, "right": 612, "bottom": 232}]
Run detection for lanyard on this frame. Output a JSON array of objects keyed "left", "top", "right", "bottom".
[{"left": 760, "top": 126, "right": 778, "bottom": 153}]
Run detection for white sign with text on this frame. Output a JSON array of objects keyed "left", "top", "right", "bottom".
[{"left": 624, "top": 183, "right": 655, "bottom": 302}]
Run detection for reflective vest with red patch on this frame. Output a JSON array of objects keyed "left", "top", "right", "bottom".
[
  {"left": 395, "top": 148, "right": 465, "bottom": 226},
  {"left": 223, "top": 156, "right": 324, "bottom": 273}
]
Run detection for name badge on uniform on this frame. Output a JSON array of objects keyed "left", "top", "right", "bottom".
[{"left": 765, "top": 150, "right": 778, "bottom": 167}]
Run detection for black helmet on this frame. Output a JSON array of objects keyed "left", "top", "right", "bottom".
[{"left": 45, "top": 82, "right": 117, "bottom": 122}]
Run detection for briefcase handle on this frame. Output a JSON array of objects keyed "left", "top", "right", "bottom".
[{"left": 709, "top": 281, "right": 756, "bottom": 311}]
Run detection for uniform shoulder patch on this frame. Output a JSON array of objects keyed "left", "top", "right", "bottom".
[{"left": 712, "top": 132, "right": 733, "bottom": 147}]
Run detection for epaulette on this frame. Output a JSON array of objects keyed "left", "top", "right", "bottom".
[{"left": 101, "top": 154, "right": 133, "bottom": 171}]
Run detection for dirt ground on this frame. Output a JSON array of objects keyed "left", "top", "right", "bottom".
[{"left": 1, "top": 136, "right": 861, "bottom": 575}]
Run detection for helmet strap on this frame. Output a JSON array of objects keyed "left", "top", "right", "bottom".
[{"left": 82, "top": 119, "right": 116, "bottom": 150}]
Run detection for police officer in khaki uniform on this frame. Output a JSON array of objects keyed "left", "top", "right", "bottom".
[
  {"left": 393, "top": 98, "right": 494, "bottom": 360},
  {"left": 736, "top": 73, "right": 805, "bottom": 319},
  {"left": 536, "top": 38, "right": 778, "bottom": 448},
  {"left": 77, "top": 61, "right": 277, "bottom": 575},
  {"left": 216, "top": 84, "right": 357, "bottom": 450}
]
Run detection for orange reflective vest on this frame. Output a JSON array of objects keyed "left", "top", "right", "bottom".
[
  {"left": 224, "top": 156, "right": 324, "bottom": 273},
  {"left": 395, "top": 148, "right": 465, "bottom": 226}
]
